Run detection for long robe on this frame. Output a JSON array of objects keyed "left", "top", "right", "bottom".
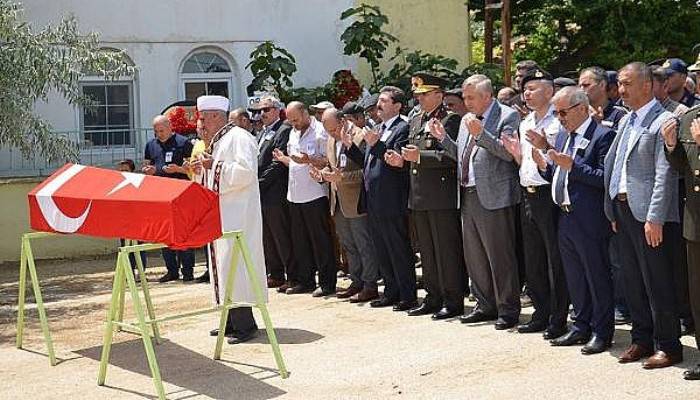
[{"left": 197, "top": 126, "right": 268, "bottom": 304}]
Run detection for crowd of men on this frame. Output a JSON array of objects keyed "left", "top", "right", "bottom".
[{"left": 134, "top": 56, "right": 700, "bottom": 379}]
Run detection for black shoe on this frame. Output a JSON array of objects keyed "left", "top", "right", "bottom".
[
  {"left": 581, "top": 335, "right": 612, "bottom": 355},
  {"left": 550, "top": 330, "right": 590, "bottom": 346},
  {"left": 393, "top": 300, "right": 419, "bottom": 312},
  {"left": 196, "top": 271, "right": 210, "bottom": 283},
  {"left": 227, "top": 329, "right": 258, "bottom": 344},
  {"left": 182, "top": 275, "right": 194, "bottom": 282},
  {"left": 432, "top": 307, "right": 462, "bottom": 320},
  {"left": 459, "top": 310, "right": 497, "bottom": 324},
  {"left": 543, "top": 327, "right": 568, "bottom": 340},
  {"left": 158, "top": 272, "right": 179, "bottom": 283},
  {"left": 370, "top": 296, "right": 395, "bottom": 308},
  {"left": 406, "top": 302, "right": 439, "bottom": 316},
  {"left": 517, "top": 320, "right": 547, "bottom": 333},
  {"left": 683, "top": 365, "right": 700, "bottom": 380},
  {"left": 209, "top": 328, "right": 234, "bottom": 337},
  {"left": 494, "top": 317, "right": 517, "bottom": 330},
  {"left": 285, "top": 284, "right": 314, "bottom": 295}
]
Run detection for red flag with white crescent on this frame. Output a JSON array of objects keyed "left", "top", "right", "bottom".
[{"left": 28, "top": 163, "right": 222, "bottom": 249}]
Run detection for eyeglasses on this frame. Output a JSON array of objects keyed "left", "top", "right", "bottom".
[
  {"left": 553, "top": 102, "right": 581, "bottom": 118},
  {"left": 251, "top": 107, "right": 274, "bottom": 115}
]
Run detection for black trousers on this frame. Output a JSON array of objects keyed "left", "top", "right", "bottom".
[
  {"left": 289, "top": 197, "right": 337, "bottom": 291},
  {"left": 614, "top": 200, "right": 681, "bottom": 354},
  {"left": 369, "top": 213, "right": 417, "bottom": 303},
  {"left": 520, "top": 188, "right": 568, "bottom": 330},
  {"left": 225, "top": 307, "right": 257, "bottom": 335},
  {"left": 669, "top": 192, "right": 692, "bottom": 323},
  {"left": 162, "top": 247, "right": 194, "bottom": 278},
  {"left": 262, "top": 203, "right": 294, "bottom": 281},
  {"left": 412, "top": 209, "right": 465, "bottom": 311},
  {"left": 688, "top": 240, "right": 700, "bottom": 349}
]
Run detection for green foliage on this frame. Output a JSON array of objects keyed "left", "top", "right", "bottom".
[
  {"left": 470, "top": 0, "right": 700, "bottom": 73},
  {"left": 245, "top": 41, "right": 297, "bottom": 100},
  {"left": 284, "top": 85, "right": 331, "bottom": 107},
  {"left": 340, "top": 3, "right": 398, "bottom": 90},
  {"left": 0, "top": 0, "right": 132, "bottom": 162},
  {"left": 376, "top": 49, "right": 461, "bottom": 93}
]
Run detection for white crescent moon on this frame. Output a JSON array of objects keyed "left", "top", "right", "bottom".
[{"left": 36, "top": 164, "right": 92, "bottom": 233}]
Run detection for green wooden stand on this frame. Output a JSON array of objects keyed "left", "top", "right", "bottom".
[{"left": 16, "top": 231, "right": 288, "bottom": 400}]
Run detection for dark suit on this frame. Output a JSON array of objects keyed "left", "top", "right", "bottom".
[
  {"left": 347, "top": 116, "right": 416, "bottom": 303},
  {"left": 604, "top": 102, "right": 681, "bottom": 355},
  {"left": 542, "top": 119, "right": 615, "bottom": 340},
  {"left": 666, "top": 104, "right": 700, "bottom": 350},
  {"left": 407, "top": 105, "right": 466, "bottom": 312},
  {"left": 258, "top": 120, "right": 294, "bottom": 282}
]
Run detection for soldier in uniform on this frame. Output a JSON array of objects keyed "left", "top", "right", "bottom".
[
  {"left": 398, "top": 72, "right": 466, "bottom": 319},
  {"left": 663, "top": 108, "right": 700, "bottom": 380},
  {"left": 663, "top": 58, "right": 700, "bottom": 108}
]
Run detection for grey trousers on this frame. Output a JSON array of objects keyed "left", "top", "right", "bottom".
[
  {"left": 334, "top": 206, "right": 380, "bottom": 289},
  {"left": 461, "top": 189, "right": 521, "bottom": 320}
]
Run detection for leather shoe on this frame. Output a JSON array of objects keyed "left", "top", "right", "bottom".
[
  {"left": 542, "top": 327, "right": 567, "bottom": 340},
  {"left": 370, "top": 296, "right": 395, "bottom": 308},
  {"left": 337, "top": 286, "right": 362, "bottom": 299},
  {"left": 683, "top": 365, "right": 700, "bottom": 380},
  {"left": 550, "top": 330, "right": 590, "bottom": 346},
  {"left": 158, "top": 272, "right": 179, "bottom": 283},
  {"left": 312, "top": 287, "right": 335, "bottom": 297},
  {"left": 517, "top": 320, "right": 547, "bottom": 334},
  {"left": 581, "top": 335, "right": 612, "bottom": 355},
  {"left": 642, "top": 351, "right": 683, "bottom": 369},
  {"left": 618, "top": 343, "right": 653, "bottom": 363},
  {"left": 349, "top": 287, "right": 379, "bottom": 303},
  {"left": 432, "top": 307, "right": 462, "bottom": 320},
  {"left": 277, "top": 281, "right": 291, "bottom": 293},
  {"left": 267, "top": 277, "right": 285, "bottom": 288},
  {"left": 286, "top": 284, "right": 314, "bottom": 295},
  {"left": 227, "top": 329, "right": 258, "bottom": 345},
  {"left": 209, "top": 328, "right": 233, "bottom": 337},
  {"left": 459, "top": 310, "right": 497, "bottom": 324},
  {"left": 494, "top": 317, "right": 517, "bottom": 330},
  {"left": 407, "top": 302, "right": 439, "bottom": 316},
  {"left": 393, "top": 300, "right": 419, "bottom": 312},
  {"left": 195, "top": 271, "right": 210, "bottom": 283}
]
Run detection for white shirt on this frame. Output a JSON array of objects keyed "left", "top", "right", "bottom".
[
  {"left": 519, "top": 106, "right": 562, "bottom": 187},
  {"left": 614, "top": 99, "right": 657, "bottom": 195},
  {"left": 287, "top": 117, "right": 329, "bottom": 203},
  {"left": 379, "top": 115, "right": 400, "bottom": 141},
  {"left": 551, "top": 117, "right": 593, "bottom": 206},
  {"left": 463, "top": 100, "right": 496, "bottom": 187}
]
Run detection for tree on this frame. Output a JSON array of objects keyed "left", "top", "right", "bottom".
[
  {"left": 0, "top": 1, "right": 132, "bottom": 162},
  {"left": 340, "top": 3, "right": 398, "bottom": 91},
  {"left": 245, "top": 41, "right": 297, "bottom": 102},
  {"left": 468, "top": 0, "right": 700, "bottom": 73}
]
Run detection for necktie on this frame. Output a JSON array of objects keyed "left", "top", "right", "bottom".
[
  {"left": 461, "top": 136, "right": 477, "bottom": 186},
  {"left": 608, "top": 112, "right": 638, "bottom": 199},
  {"left": 554, "top": 132, "right": 578, "bottom": 205},
  {"left": 364, "top": 124, "right": 385, "bottom": 192}
]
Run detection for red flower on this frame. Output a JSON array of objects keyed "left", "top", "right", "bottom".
[
  {"left": 167, "top": 106, "right": 198, "bottom": 134},
  {"left": 329, "top": 70, "right": 362, "bottom": 108}
]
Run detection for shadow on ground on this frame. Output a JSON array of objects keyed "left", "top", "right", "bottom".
[{"left": 75, "top": 338, "right": 290, "bottom": 400}]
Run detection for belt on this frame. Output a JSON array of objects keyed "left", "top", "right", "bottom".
[
  {"left": 523, "top": 185, "right": 547, "bottom": 194},
  {"left": 560, "top": 204, "right": 573, "bottom": 213},
  {"left": 616, "top": 193, "right": 628, "bottom": 202},
  {"left": 461, "top": 186, "right": 477, "bottom": 194}
]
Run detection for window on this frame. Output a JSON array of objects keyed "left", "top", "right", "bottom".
[
  {"left": 81, "top": 82, "right": 133, "bottom": 146},
  {"left": 181, "top": 50, "right": 234, "bottom": 101}
]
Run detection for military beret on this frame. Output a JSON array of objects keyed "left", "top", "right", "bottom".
[
  {"left": 520, "top": 68, "right": 553, "bottom": 90},
  {"left": 340, "top": 101, "right": 364, "bottom": 116},
  {"left": 553, "top": 77, "right": 577, "bottom": 88}
]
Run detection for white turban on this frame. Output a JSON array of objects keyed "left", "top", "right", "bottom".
[{"left": 197, "top": 95, "right": 229, "bottom": 112}]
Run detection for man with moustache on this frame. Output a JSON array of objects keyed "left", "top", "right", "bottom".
[{"left": 579, "top": 66, "right": 627, "bottom": 129}]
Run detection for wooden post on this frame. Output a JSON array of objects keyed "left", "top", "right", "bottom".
[
  {"left": 484, "top": 1, "right": 493, "bottom": 63},
  {"left": 501, "top": 0, "right": 512, "bottom": 87}
]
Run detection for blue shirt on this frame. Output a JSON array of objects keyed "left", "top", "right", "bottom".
[{"left": 144, "top": 133, "right": 193, "bottom": 180}]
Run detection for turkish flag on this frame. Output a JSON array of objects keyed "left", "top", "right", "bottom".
[{"left": 28, "top": 163, "right": 222, "bottom": 249}]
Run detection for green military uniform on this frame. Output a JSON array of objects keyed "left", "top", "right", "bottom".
[
  {"left": 665, "top": 105, "right": 700, "bottom": 358},
  {"left": 405, "top": 73, "right": 466, "bottom": 317}
]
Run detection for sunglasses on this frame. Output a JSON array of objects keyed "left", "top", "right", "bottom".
[
  {"left": 251, "top": 107, "right": 274, "bottom": 115},
  {"left": 553, "top": 102, "right": 581, "bottom": 118}
]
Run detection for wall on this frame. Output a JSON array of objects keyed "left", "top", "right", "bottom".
[
  {"left": 355, "top": 0, "right": 471, "bottom": 88},
  {"left": 0, "top": 179, "right": 117, "bottom": 264}
]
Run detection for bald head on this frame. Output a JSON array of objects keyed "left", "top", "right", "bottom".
[
  {"left": 321, "top": 107, "right": 343, "bottom": 138},
  {"left": 285, "top": 101, "right": 311, "bottom": 131}
]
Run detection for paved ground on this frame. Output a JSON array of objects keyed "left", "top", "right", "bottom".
[{"left": 0, "top": 255, "right": 698, "bottom": 399}]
